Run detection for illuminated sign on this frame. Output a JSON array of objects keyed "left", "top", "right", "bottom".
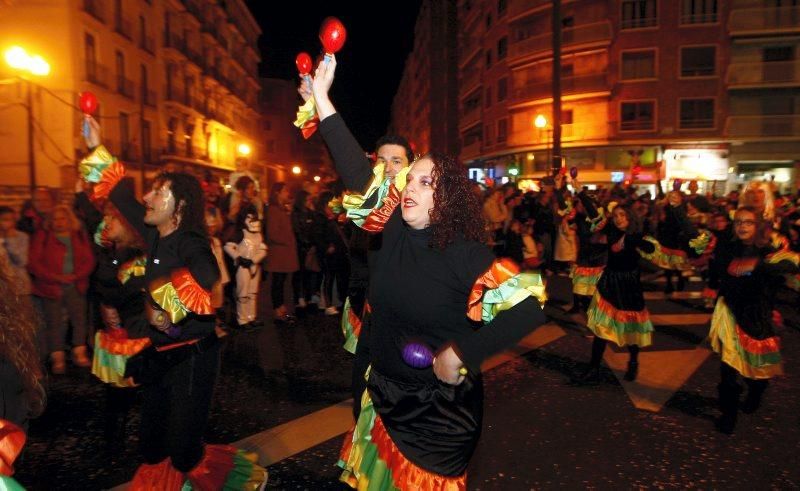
[{"left": 611, "top": 171, "right": 625, "bottom": 183}]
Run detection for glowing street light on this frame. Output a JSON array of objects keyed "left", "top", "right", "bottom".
[
  {"left": 4, "top": 45, "right": 50, "bottom": 191},
  {"left": 291, "top": 165, "right": 302, "bottom": 175},
  {"left": 313, "top": 175, "right": 321, "bottom": 182},
  {"left": 534, "top": 114, "right": 547, "bottom": 129},
  {"left": 237, "top": 143, "right": 251, "bottom": 156}
]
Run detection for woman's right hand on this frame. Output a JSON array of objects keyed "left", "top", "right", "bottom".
[{"left": 310, "top": 55, "right": 338, "bottom": 120}]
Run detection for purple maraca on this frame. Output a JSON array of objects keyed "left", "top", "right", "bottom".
[
  {"left": 569, "top": 166, "right": 578, "bottom": 179},
  {"left": 673, "top": 178, "right": 683, "bottom": 192},
  {"left": 402, "top": 342, "right": 434, "bottom": 369}
]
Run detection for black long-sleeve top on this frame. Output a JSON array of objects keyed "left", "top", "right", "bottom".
[
  {"left": 109, "top": 180, "right": 219, "bottom": 346},
  {"left": 320, "top": 113, "right": 545, "bottom": 377}
]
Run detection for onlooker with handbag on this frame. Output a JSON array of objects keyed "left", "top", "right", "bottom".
[{"left": 28, "top": 205, "right": 95, "bottom": 374}]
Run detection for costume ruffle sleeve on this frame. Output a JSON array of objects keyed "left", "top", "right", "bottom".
[{"left": 457, "top": 258, "right": 548, "bottom": 372}]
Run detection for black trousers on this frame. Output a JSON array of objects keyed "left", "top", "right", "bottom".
[{"left": 138, "top": 341, "right": 221, "bottom": 472}]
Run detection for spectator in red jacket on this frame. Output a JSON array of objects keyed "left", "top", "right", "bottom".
[{"left": 28, "top": 204, "right": 95, "bottom": 374}]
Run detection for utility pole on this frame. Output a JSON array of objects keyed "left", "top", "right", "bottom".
[
  {"left": 26, "top": 79, "right": 36, "bottom": 191},
  {"left": 551, "top": 0, "right": 562, "bottom": 175}
]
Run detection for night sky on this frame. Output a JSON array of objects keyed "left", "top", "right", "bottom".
[{"left": 244, "top": 0, "right": 423, "bottom": 149}]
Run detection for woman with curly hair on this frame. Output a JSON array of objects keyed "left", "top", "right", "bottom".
[
  {"left": 306, "top": 56, "right": 547, "bottom": 490},
  {"left": 0, "top": 249, "right": 45, "bottom": 431}
]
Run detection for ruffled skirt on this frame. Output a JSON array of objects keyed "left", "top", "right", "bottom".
[{"left": 587, "top": 269, "right": 653, "bottom": 347}]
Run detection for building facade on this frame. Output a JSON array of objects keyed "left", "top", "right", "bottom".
[
  {"left": 448, "top": 0, "right": 799, "bottom": 193},
  {"left": 389, "top": 0, "right": 460, "bottom": 156},
  {"left": 0, "top": 0, "right": 263, "bottom": 199}
]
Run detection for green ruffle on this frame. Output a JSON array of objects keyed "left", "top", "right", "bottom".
[{"left": 480, "top": 272, "right": 547, "bottom": 324}]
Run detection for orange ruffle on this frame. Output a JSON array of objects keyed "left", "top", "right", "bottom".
[
  {"left": 363, "top": 184, "right": 401, "bottom": 232},
  {"left": 171, "top": 268, "right": 213, "bottom": 315},
  {"left": 736, "top": 326, "right": 781, "bottom": 355},
  {"left": 595, "top": 293, "right": 650, "bottom": 323},
  {"left": 301, "top": 116, "right": 319, "bottom": 139},
  {"left": 702, "top": 287, "right": 718, "bottom": 300},
  {"left": 573, "top": 265, "right": 605, "bottom": 276},
  {"left": 185, "top": 445, "right": 236, "bottom": 490},
  {"left": 371, "top": 416, "right": 466, "bottom": 491},
  {"left": 129, "top": 459, "right": 185, "bottom": 491},
  {"left": 96, "top": 329, "right": 151, "bottom": 355},
  {"left": 93, "top": 160, "right": 126, "bottom": 202},
  {"left": 467, "top": 258, "right": 520, "bottom": 322},
  {"left": 0, "top": 420, "right": 25, "bottom": 476}
]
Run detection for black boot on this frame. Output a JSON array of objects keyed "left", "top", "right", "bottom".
[
  {"left": 715, "top": 382, "right": 742, "bottom": 434},
  {"left": 624, "top": 360, "right": 639, "bottom": 381},
  {"left": 677, "top": 274, "right": 686, "bottom": 292},
  {"left": 741, "top": 379, "right": 768, "bottom": 414}
]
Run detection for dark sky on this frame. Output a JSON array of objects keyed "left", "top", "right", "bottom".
[{"left": 244, "top": 0, "right": 423, "bottom": 149}]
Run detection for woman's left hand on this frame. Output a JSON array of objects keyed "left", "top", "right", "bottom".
[{"left": 433, "top": 346, "right": 466, "bottom": 385}]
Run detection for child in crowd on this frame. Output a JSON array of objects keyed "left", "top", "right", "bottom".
[{"left": 521, "top": 221, "right": 542, "bottom": 270}]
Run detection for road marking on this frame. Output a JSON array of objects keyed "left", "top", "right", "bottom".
[
  {"left": 604, "top": 347, "right": 712, "bottom": 413},
  {"left": 651, "top": 313, "right": 710, "bottom": 325}
]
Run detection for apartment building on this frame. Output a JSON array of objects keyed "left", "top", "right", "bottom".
[
  {"left": 389, "top": 0, "right": 460, "bottom": 156},
  {"left": 440, "top": 0, "right": 799, "bottom": 193},
  {"left": 0, "top": 0, "right": 263, "bottom": 197}
]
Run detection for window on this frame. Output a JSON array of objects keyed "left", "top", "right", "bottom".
[
  {"left": 119, "top": 112, "right": 129, "bottom": 154},
  {"left": 485, "top": 50, "right": 492, "bottom": 67},
  {"left": 84, "top": 33, "right": 96, "bottom": 78},
  {"left": 497, "top": 37, "right": 507, "bottom": 60},
  {"left": 497, "top": 78, "right": 508, "bottom": 101},
  {"left": 167, "top": 118, "right": 177, "bottom": 154},
  {"left": 486, "top": 13, "right": 492, "bottom": 29},
  {"left": 621, "top": 0, "right": 657, "bottom": 29},
  {"left": 115, "top": 50, "right": 125, "bottom": 92},
  {"left": 763, "top": 46, "right": 795, "bottom": 82},
  {"left": 498, "top": 0, "right": 507, "bottom": 17},
  {"left": 764, "top": 46, "right": 794, "bottom": 62},
  {"left": 139, "top": 16, "right": 146, "bottom": 45},
  {"left": 485, "top": 87, "right": 492, "bottom": 108},
  {"left": 562, "top": 109, "right": 574, "bottom": 125},
  {"left": 484, "top": 124, "right": 493, "bottom": 145},
  {"left": 680, "top": 99, "right": 714, "bottom": 129},
  {"left": 621, "top": 50, "right": 656, "bottom": 80},
  {"left": 621, "top": 101, "right": 655, "bottom": 131},
  {"left": 140, "top": 64, "right": 148, "bottom": 101},
  {"left": 115, "top": 0, "right": 123, "bottom": 28},
  {"left": 166, "top": 63, "right": 175, "bottom": 100},
  {"left": 497, "top": 119, "right": 508, "bottom": 143},
  {"left": 562, "top": 63, "right": 575, "bottom": 78},
  {"left": 184, "top": 123, "right": 194, "bottom": 157},
  {"left": 681, "top": 0, "right": 717, "bottom": 24},
  {"left": 142, "top": 120, "right": 151, "bottom": 162},
  {"left": 681, "top": 46, "right": 715, "bottom": 77}
]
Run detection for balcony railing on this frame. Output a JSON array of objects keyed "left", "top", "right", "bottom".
[
  {"left": 460, "top": 105, "right": 481, "bottom": 128},
  {"left": 726, "top": 115, "right": 800, "bottom": 138},
  {"left": 729, "top": 6, "right": 800, "bottom": 35},
  {"left": 84, "top": 61, "right": 109, "bottom": 88},
  {"left": 621, "top": 16, "right": 657, "bottom": 30},
  {"left": 511, "top": 71, "right": 608, "bottom": 102},
  {"left": 117, "top": 77, "right": 135, "bottom": 99},
  {"left": 115, "top": 18, "right": 133, "bottom": 40},
  {"left": 163, "top": 32, "right": 186, "bottom": 53},
  {"left": 727, "top": 61, "right": 800, "bottom": 88},
  {"left": 508, "top": 0, "right": 550, "bottom": 20},
  {"left": 509, "top": 21, "right": 611, "bottom": 62},
  {"left": 184, "top": 0, "right": 204, "bottom": 21},
  {"left": 185, "top": 46, "right": 204, "bottom": 67},
  {"left": 680, "top": 11, "right": 718, "bottom": 25},
  {"left": 142, "top": 89, "right": 157, "bottom": 107},
  {"left": 165, "top": 88, "right": 187, "bottom": 106},
  {"left": 508, "top": 121, "right": 612, "bottom": 146},
  {"left": 140, "top": 35, "right": 155, "bottom": 54},
  {"left": 460, "top": 69, "right": 481, "bottom": 94},
  {"left": 83, "top": 0, "right": 105, "bottom": 22},
  {"left": 460, "top": 139, "right": 482, "bottom": 160}
]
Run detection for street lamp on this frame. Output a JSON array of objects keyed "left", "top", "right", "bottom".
[
  {"left": 4, "top": 46, "right": 50, "bottom": 192},
  {"left": 533, "top": 114, "right": 552, "bottom": 171},
  {"left": 237, "top": 142, "right": 251, "bottom": 156},
  {"left": 291, "top": 165, "right": 301, "bottom": 175}
]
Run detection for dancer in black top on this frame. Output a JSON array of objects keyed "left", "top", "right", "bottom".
[
  {"left": 707, "top": 206, "right": 799, "bottom": 434},
  {"left": 78, "top": 118, "right": 266, "bottom": 489},
  {"left": 310, "top": 55, "right": 547, "bottom": 490}
]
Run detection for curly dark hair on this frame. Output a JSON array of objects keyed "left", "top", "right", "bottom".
[
  {"left": 155, "top": 172, "right": 208, "bottom": 238},
  {"left": 611, "top": 204, "right": 642, "bottom": 235},
  {"left": 426, "top": 153, "right": 488, "bottom": 249}
]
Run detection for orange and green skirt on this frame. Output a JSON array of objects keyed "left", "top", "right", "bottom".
[
  {"left": 709, "top": 297, "right": 783, "bottom": 380},
  {"left": 338, "top": 389, "right": 466, "bottom": 491},
  {"left": 92, "top": 329, "right": 151, "bottom": 388},
  {"left": 571, "top": 265, "right": 604, "bottom": 297},
  {"left": 587, "top": 292, "right": 653, "bottom": 347}
]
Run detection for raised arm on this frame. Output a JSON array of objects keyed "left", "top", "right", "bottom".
[{"left": 308, "top": 56, "right": 373, "bottom": 193}]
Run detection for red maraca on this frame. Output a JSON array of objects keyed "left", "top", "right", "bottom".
[
  {"left": 319, "top": 16, "right": 347, "bottom": 60},
  {"left": 569, "top": 166, "right": 578, "bottom": 179},
  {"left": 79, "top": 91, "right": 98, "bottom": 115},
  {"left": 673, "top": 179, "right": 683, "bottom": 192},
  {"left": 295, "top": 52, "right": 312, "bottom": 76}
]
